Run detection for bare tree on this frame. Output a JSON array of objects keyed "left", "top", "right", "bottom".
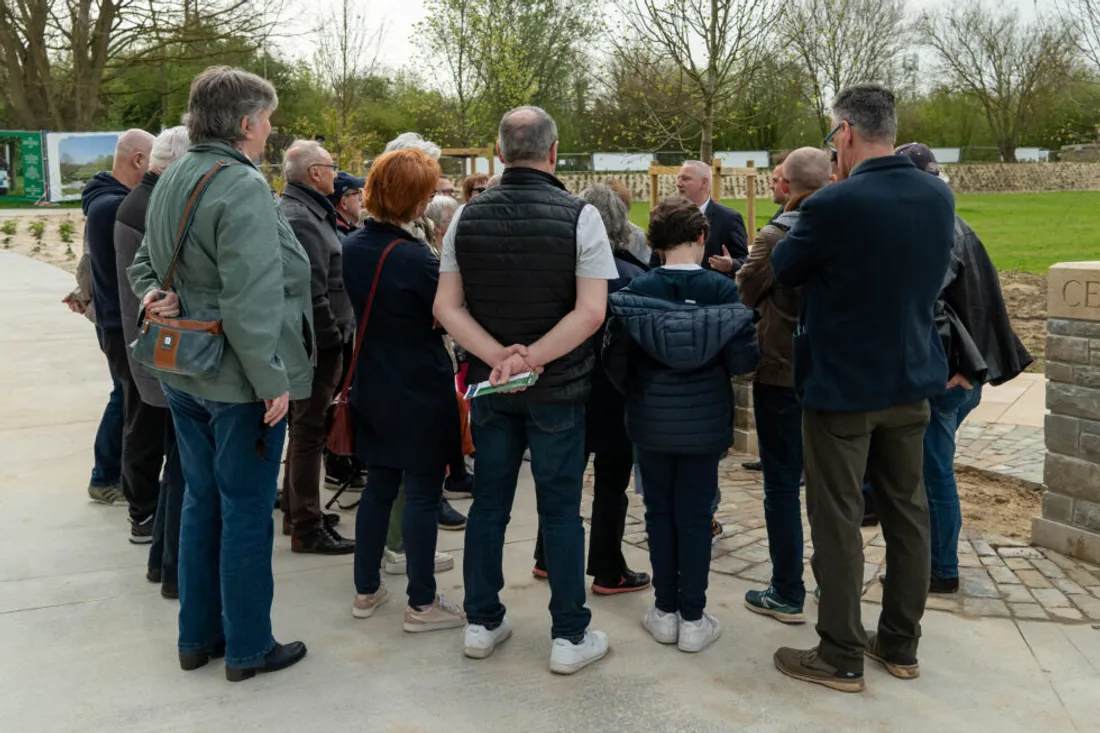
[
  {"left": 917, "top": 1, "right": 1078, "bottom": 162},
  {"left": 1059, "top": 0, "right": 1100, "bottom": 71},
  {"left": 0, "top": 0, "right": 287, "bottom": 131},
  {"left": 418, "top": 0, "right": 480, "bottom": 145},
  {"left": 616, "top": 0, "right": 780, "bottom": 161},
  {"left": 314, "top": 0, "right": 383, "bottom": 160},
  {"left": 785, "top": 0, "right": 908, "bottom": 137}
]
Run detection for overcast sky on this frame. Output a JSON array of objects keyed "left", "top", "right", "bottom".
[{"left": 286, "top": 0, "right": 1059, "bottom": 76}]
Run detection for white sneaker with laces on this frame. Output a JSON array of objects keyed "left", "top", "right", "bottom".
[
  {"left": 464, "top": 616, "right": 513, "bottom": 659},
  {"left": 678, "top": 612, "right": 721, "bottom": 653},
  {"left": 549, "top": 629, "right": 610, "bottom": 675},
  {"left": 382, "top": 549, "right": 455, "bottom": 575},
  {"left": 642, "top": 606, "right": 679, "bottom": 644}
]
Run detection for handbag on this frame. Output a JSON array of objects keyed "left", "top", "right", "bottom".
[
  {"left": 131, "top": 160, "right": 238, "bottom": 378},
  {"left": 327, "top": 238, "right": 404, "bottom": 457}
]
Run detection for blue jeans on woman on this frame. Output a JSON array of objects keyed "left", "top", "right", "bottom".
[
  {"left": 354, "top": 465, "right": 444, "bottom": 608},
  {"left": 636, "top": 450, "right": 722, "bottom": 622},
  {"left": 753, "top": 382, "right": 805, "bottom": 606},
  {"left": 924, "top": 384, "right": 984, "bottom": 580},
  {"left": 91, "top": 326, "right": 123, "bottom": 488},
  {"left": 163, "top": 385, "right": 286, "bottom": 668}
]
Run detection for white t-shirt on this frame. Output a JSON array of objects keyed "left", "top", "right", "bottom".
[{"left": 440, "top": 203, "right": 618, "bottom": 280}]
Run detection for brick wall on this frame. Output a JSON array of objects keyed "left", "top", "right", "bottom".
[{"left": 558, "top": 162, "right": 1100, "bottom": 203}]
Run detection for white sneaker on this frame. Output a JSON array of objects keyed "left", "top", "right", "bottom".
[
  {"left": 642, "top": 606, "right": 679, "bottom": 644},
  {"left": 382, "top": 549, "right": 455, "bottom": 575},
  {"left": 549, "top": 629, "right": 610, "bottom": 675},
  {"left": 678, "top": 612, "right": 721, "bottom": 653},
  {"left": 464, "top": 616, "right": 513, "bottom": 659}
]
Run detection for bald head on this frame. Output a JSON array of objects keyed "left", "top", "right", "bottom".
[
  {"left": 112, "top": 129, "right": 154, "bottom": 189},
  {"left": 498, "top": 106, "right": 558, "bottom": 170},
  {"left": 782, "top": 147, "right": 831, "bottom": 198}
]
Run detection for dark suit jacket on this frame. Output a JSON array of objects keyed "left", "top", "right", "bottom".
[
  {"left": 648, "top": 199, "right": 748, "bottom": 275},
  {"left": 771, "top": 155, "right": 955, "bottom": 413}
]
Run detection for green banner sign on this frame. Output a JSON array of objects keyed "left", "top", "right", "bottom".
[{"left": 0, "top": 131, "right": 46, "bottom": 202}]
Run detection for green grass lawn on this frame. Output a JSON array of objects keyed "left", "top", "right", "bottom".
[
  {"left": 629, "top": 191, "right": 1100, "bottom": 274},
  {"left": 0, "top": 200, "right": 81, "bottom": 209}
]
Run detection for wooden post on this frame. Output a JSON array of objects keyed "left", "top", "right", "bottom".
[
  {"left": 745, "top": 160, "right": 756, "bottom": 238},
  {"left": 488, "top": 151, "right": 495, "bottom": 177},
  {"left": 711, "top": 158, "right": 722, "bottom": 202},
  {"left": 649, "top": 162, "right": 659, "bottom": 210}
]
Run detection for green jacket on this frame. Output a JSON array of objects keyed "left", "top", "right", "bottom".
[{"left": 128, "top": 141, "right": 315, "bottom": 403}]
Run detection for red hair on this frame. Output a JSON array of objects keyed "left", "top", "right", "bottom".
[{"left": 365, "top": 149, "right": 441, "bottom": 223}]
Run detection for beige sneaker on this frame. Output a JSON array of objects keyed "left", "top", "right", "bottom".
[
  {"left": 382, "top": 549, "right": 455, "bottom": 575},
  {"left": 403, "top": 594, "right": 466, "bottom": 633},
  {"left": 352, "top": 584, "right": 390, "bottom": 619}
]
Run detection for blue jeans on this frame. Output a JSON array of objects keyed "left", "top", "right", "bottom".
[
  {"left": 149, "top": 418, "right": 184, "bottom": 587},
  {"left": 753, "top": 382, "right": 805, "bottom": 606},
  {"left": 923, "top": 384, "right": 983, "bottom": 580},
  {"left": 636, "top": 450, "right": 721, "bottom": 622},
  {"left": 355, "top": 465, "right": 443, "bottom": 607},
  {"left": 91, "top": 326, "right": 123, "bottom": 487},
  {"left": 163, "top": 385, "right": 285, "bottom": 668},
  {"left": 464, "top": 397, "right": 591, "bottom": 641}
]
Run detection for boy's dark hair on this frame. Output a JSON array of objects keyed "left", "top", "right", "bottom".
[{"left": 648, "top": 196, "right": 709, "bottom": 252}]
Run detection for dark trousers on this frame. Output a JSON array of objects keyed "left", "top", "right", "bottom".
[
  {"left": 163, "top": 385, "right": 284, "bottom": 668},
  {"left": 283, "top": 346, "right": 343, "bottom": 536},
  {"left": 753, "top": 382, "right": 805, "bottom": 606},
  {"left": 354, "top": 466, "right": 444, "bottom": 607},
  {"left": 149, "top": 417, "right": 184, "bottom": 587},
  {"left": 804, "top": 401, "right": 931, "bottom": 673},
  {"left": 532, "top": 445, "right": 633, "bottom": 580},
  {"left": 636, "top": 450, "right": 722, "bottom": 622},
  {"left": 91, "top": 326, "right": 123, "bottom": 488},
  {"left": 465, "top": 398, "right": 590, "bottom": 641},
  {"left": 101, "top": 329, "right": 161, "bottom": 522}
]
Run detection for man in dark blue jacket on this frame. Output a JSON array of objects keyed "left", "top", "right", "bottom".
[
  {"left": 84, "top": 129, "right": 155, "bottom": 542},
  {"left": 770, "top": 84, "right": 954, "bottom": 693}
]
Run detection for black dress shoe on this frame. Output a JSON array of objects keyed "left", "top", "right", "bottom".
[
  {"left": 146, "top": 567, "right": 161, "bottom": 584},
  {"left": 179, "top": 640, "right": 226, "bottom": 671},
  {"left": 226, "top": 641, "right": 307, "bottom": 682},
  {"left": 161, "top": 583, "right": 179, "bottom": 600},
  {"left": 591, "top": 569, "right": 651, "bottom": 595},
  {"left": 929, "top": 575, "right": 960, "bottom": 594},
  {"left": 741, "top": 460, "right": 763, "bottom": 472},
  {"left": 323, "top": 512, "right": 340, "bottom": 530},
  {"left": 291, "top": 527, "right": 355, "bottom": 555}
]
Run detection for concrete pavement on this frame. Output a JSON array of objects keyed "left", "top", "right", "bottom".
[{"left": 0, "top": 250, "right": 1096, "bottom": 733}]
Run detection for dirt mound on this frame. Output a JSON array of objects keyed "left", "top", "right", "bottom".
[
  {"left": 999, "top": 270, "right": 1047, "bottom": 371},
  {"left": 957, "top": 465, "right": 1042, "bottom": 540}
]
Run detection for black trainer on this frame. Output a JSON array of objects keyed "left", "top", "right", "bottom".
[
  {"left": 226, "top": 641, "right": 307, "bottom": 682},
  {"left": 929, "top": 575, "right": 959, "bottom": 594},
  {"left": 130, "top": 515, "right": 154, "bottom": 545},
  {"left": 592, "top": 569, "right": 651, "bottom": 595},
  {"left": 438, "top": 498, "right": 467, "bottom": 531},
  {"left": 741, "top": 460, "right": 763, "bottom": 471}
]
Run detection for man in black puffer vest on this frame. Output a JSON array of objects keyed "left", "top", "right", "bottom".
[{"left": 434, "top": 106, "right": 617, "bottom": 675}]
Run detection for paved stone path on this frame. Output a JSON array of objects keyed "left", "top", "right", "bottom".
[
  {"left": 594, "top": 457, "right": 1100, "bottom": 624},
  {"left": 956, "top": 420, "right": 1045, "bottom": 486}
]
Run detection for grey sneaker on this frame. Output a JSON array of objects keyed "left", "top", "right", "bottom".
[{"left": 88, "top": 484, "right": 125, "bottom": 505}]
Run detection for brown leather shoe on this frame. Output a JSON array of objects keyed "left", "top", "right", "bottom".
[
  {"left": 865, "top": 633, "right": 920, "bottom": 679},
  {"left": 291, "top": 527, "right": 355, "bottom": 555},
  {"left": 774, "top": 646, "right": 865, "bottom": 693}
]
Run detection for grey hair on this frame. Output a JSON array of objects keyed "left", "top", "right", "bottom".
[
  {"left": 782, "top": 147, "right": 831, "bottom": 194},
  {"left": 424, "top": 194, "right": 460, "bottom": 231},
  {"left": 149, "top": 126, "right": 190, "bottom": 172},
  {"left": 499, "top": 106, "right": 558, "bottom": 164},
  {"left": 283, "top": 140, "right": 328, "bottom": 183},
  {"left": 580, "top": 183, "right": 630, "bottom": 253},
  {"left": 384, "top": 132, "right": 441, "bottom": 160},
  {"left": 486, "top": 175, "right": 502, "bottom": 189},
  {"left": 185, "top": 66, "right": 278, "bottom": 144},
  {"left": 682, "top": 160, "right": 711, "bottom": 183},
  {"left": 832, "top": 83, "right": 897, "bottom": 145}
]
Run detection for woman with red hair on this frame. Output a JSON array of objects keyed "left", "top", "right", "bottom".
[{"left": 343, "top": 148, "right": 465, "bottom": 632}]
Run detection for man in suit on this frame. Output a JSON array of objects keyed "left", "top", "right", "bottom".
[
  {"left": 673, "top": 160, "right": 748, "bottom": 274},
  {"left": 770, "top": 84, "right": 955, "bottom": 693}
]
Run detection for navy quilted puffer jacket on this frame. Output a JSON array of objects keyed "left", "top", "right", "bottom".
[{"left": 604, "top": 268, "right": 759, "bottom": 455}]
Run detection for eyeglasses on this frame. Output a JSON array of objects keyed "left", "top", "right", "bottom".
[
  {"left": 310, "top": 163, "right": 338, "bottom": 172},
  {"left": 471, "top": 187, "right": 487, "bottom": 194},
  {"left": 824, "top": 121, "right": 844, "bottom": 154}
]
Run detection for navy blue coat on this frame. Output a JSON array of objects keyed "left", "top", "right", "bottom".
[
  {"left": 82, "top": 172, "right": 131, "bottom": 332},
  {"left": 342, "top": 220, "right": 459, "bottom": 473},
  {"left": 771, "top": 155, "right": 954, "bottom": 413},
  {"left": 604, "top": 268, "right": 759, "bottom": 455}
]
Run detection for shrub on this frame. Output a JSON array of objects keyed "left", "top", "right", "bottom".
[
  {"left": 1, "top": 220, "right": 15, "bottom": 249},
  {"left": 28, "top": 220, "right": 45, "bottom": 252}
]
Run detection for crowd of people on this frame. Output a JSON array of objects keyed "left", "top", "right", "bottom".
[{"left": 67, "top": 66, "right": 1031, "bottom": 690}]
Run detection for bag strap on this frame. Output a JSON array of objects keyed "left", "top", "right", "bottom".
[
  {"left": 335, "top": 238, "right": 405, "bottom": 400},
  {"left": 160, "top": 160, "right": 238, "bottom": 291}
]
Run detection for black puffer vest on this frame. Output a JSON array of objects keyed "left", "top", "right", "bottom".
[{"left": 455, "top": 166, "right": 591, "bottom": 403}]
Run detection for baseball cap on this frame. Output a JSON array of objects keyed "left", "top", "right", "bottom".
[
  {"left": 329, "top": 171, "right": 366, "bottom": 202},
  {"left": 894, "top": 143, "right": 942, "bottom": 176}
]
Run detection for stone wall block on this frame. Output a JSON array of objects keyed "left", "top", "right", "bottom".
[
  {"left": 1047, "top": 335, "right": 1091, "bottom": 364},
  {"left": 1047, "top": 382, "right": 1100, "bottom": 421}
]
